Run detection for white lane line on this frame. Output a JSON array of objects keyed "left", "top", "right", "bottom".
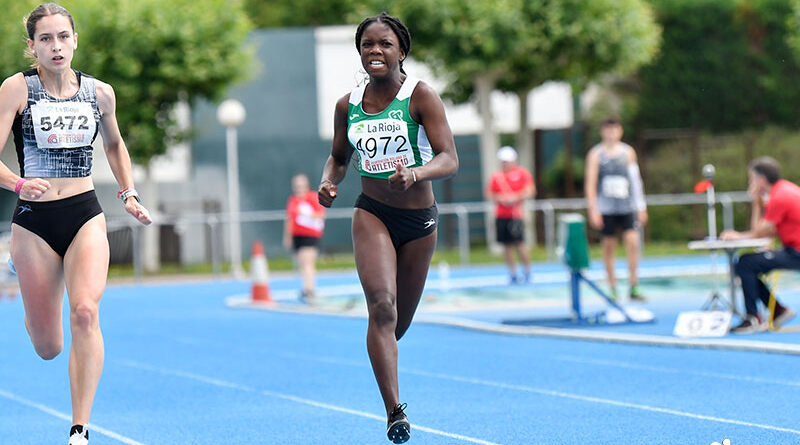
[
  {"left": 258, "top": 389, "right": 504, "bottom": 445},
  {"left": 0, "top": 389, "right": 147, "bottom": 445},
  {"left": 118, "top": 360, "right": 255, "bottom": 391},
  {"left": 399, "top": 368, "right": 800, "bottom": 436},
  {"left": 118, "top": 360, "right": 506, "bottom": 445},
  {"left": 275, "top": 349, "right": 800, "bottom": 391},
  {"left": 555, "top": 355, "right": 800, "bottom": 388},
  {"left": 274, "top": 351, "right": 366, "bottom": 368},
  {"left": 254, "top": 351, "right": 800, "bottom": 435},
  {"left": 416, "top": 315, "right": 800, "bottom": 356}
]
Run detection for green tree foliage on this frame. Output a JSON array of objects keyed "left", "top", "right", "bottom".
[
  {"left": 636, "top": 0, "right": 800, "bottom": 132},
  {"left": 0, "top": 0, "right": 253, "bottom": 164},
  {"left": 643, "top": 126, "right": 800, "bottom": 240},
  {"left": 368, "top": 0, "right": 659, "bottom": 195},
  {"left": 375, "top": 0, "right": 529, "bottom": 92},
  {"left": 497, "top": 0, "right": 659, "bottom": 182},
  {"left": 360, "top": 0, "right": 539, "bottom": 188},
  {"left": 359, "top": 0, "right": 659, "bottom": 105},
  {"left": 245, "top": 0, "right": 360, "bottom": 27},
  {"left": 501, "top": 0, "right": 660, "bottom": 96},
  {"left": 0, "top": 1, "right": 41, "bottom": 80},
  {"left": 789, "top": 0, "right": 800, "bottom": 49},
  {"left": 542, "top": 150, "right": 585, "bottom": 197}
]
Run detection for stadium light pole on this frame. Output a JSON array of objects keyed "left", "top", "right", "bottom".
[{"left": 217, "top": 99, "right": 246, "bottom": 278}]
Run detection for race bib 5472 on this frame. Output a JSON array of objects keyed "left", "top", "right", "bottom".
[
  {"left": 349, "top": 118, "right": 414, "bottom": 174},
  {"left": 30, "top": 101, "right": 96, "bottom": 149}
]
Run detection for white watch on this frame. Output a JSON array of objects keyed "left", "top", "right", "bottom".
[{"left": 119, "top": 188, "right": 140, "bottom": 203}]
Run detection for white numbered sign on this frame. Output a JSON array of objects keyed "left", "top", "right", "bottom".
[
  {"left": 30, "top": 101, "right": 96, "bottom": 149},
  {"left": 673, "top": 311, "right": 732, "bottom": 338}
]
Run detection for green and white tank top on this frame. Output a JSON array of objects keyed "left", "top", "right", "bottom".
[{"left": 347, "top": 77, "right": 433, "bottom": 179}]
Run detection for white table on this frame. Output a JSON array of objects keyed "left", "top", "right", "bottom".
[{"left": 687, "top": 238, "right": 772, "bottom": 315}]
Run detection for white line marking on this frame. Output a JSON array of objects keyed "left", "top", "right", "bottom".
[
  {"left": 0, "top": 389, "right": 147, "bottom": 445},
  {"left": 228, "top": 286, "right": 800, "bottom": 357},
  {"left": 253, "top": 351, "right": 800, "bottom": 435},
  {"left": 555, "top": 355, "right": 800, "bottom": 388},
  {"left": 258, "top": 389, "right": 504, "bottom": 445},
  {"left": 416, "top": 315, "right": 800, "bottom": 356},
  {"left": 117, "top": 360, "right": 255, "bottom": 391},
  {"left": 399, "top": 368, "right": 800, "bottom": 435},
  {"left": 118, "top": 360, "right": 506, "bottom": 445},
  {"left": 274, "top": 351, "right": 365, "bottom": 368}
]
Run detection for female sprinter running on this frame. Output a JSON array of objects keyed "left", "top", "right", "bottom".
[
  {"left": 0, "top": 3, "right": 151, "bottom": 444},
  {"left": 318, "top": 12, "right": 458, "bottom": 444}
]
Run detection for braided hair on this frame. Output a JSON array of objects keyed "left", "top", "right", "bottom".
[{"left": 354, "top": 12, "right": 411, "bottom": 75}]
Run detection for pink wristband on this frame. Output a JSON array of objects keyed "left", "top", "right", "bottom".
[{"left": 14, "top": 178, "right": 27, "bottom": 194}]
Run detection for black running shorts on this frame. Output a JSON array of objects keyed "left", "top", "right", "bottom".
[{"left": 354, "top": 193, "right": 438, "bottom": 249}]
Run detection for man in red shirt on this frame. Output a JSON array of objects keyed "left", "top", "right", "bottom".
[
  {"left": 721, "top": 157, "right": 799, "bottom": 333},
  {"left": 284, "top": 174, "right": 326, "bottom": 302},
  {"left": 487, "top": 146, "right": 536, "bottom": 283}
]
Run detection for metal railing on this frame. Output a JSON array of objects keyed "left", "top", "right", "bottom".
[{"left": 95, "top": 190, "right": 751, "bottom": 281}]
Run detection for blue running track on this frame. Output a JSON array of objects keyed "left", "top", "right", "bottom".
[{"left": 1, "top": 257, "right": 799, "bottom": 444}]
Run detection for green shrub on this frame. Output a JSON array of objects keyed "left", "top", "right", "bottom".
[{"left": 636, "top": 0, "right": 800, "bottom": 131}]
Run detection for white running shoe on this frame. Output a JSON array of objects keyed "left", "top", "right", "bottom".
[
  {"left": 773, "top": 306, "right": 796, "bottom": 328},
  {"left": 731, "top": 315, "right": 766, "bottom": 334},
  {"left": 68, "top": 426, "right": 88, "bottom": 445}
]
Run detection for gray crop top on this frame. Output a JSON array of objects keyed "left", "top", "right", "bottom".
[{"left": 12, "top": 69, "right": 101, "bottom": 178}]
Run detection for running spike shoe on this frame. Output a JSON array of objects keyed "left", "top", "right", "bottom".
[{"left": 387, "top": 403, "right": 410, "bottom": 443}]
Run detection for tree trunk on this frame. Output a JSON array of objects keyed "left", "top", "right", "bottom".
[
  {"left": 516, "top": 89, "right": 535, "bottom": 248},
  {"left": 564, "top": 127, "right": 574, "bottom": 197},
  {"left": 141, "top": 163, "right": 160, "bottom": 273},
  {"left": 516, "top": 89, "right": 534, "bottom": 173},
  {"left": 475, "top": 73, "right": 501, "bottom": 253}
]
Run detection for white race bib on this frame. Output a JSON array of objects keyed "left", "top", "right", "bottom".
[
  {"left": 350, "top": 118, "right": 415, "bottom": 174},
  {"left": 602, "top": 175, "right": 630, "bottom": 199},
  {"left": 295, "top": 202, "right": 324, "bottom": 231},
  {"left": 30, "top": 101, "right": 96, "bottom": 149}
]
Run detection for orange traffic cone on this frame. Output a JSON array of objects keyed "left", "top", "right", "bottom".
[{"left": 250, "top": 241, "right": 272, "bottom": 303}]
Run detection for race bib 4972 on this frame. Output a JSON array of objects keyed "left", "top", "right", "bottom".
[
  {"left": 349, "top": 118, "right": 415, "bottom": 174},
  {"left": 30, "top": 101, "right": 96, "bottom": 149}
]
